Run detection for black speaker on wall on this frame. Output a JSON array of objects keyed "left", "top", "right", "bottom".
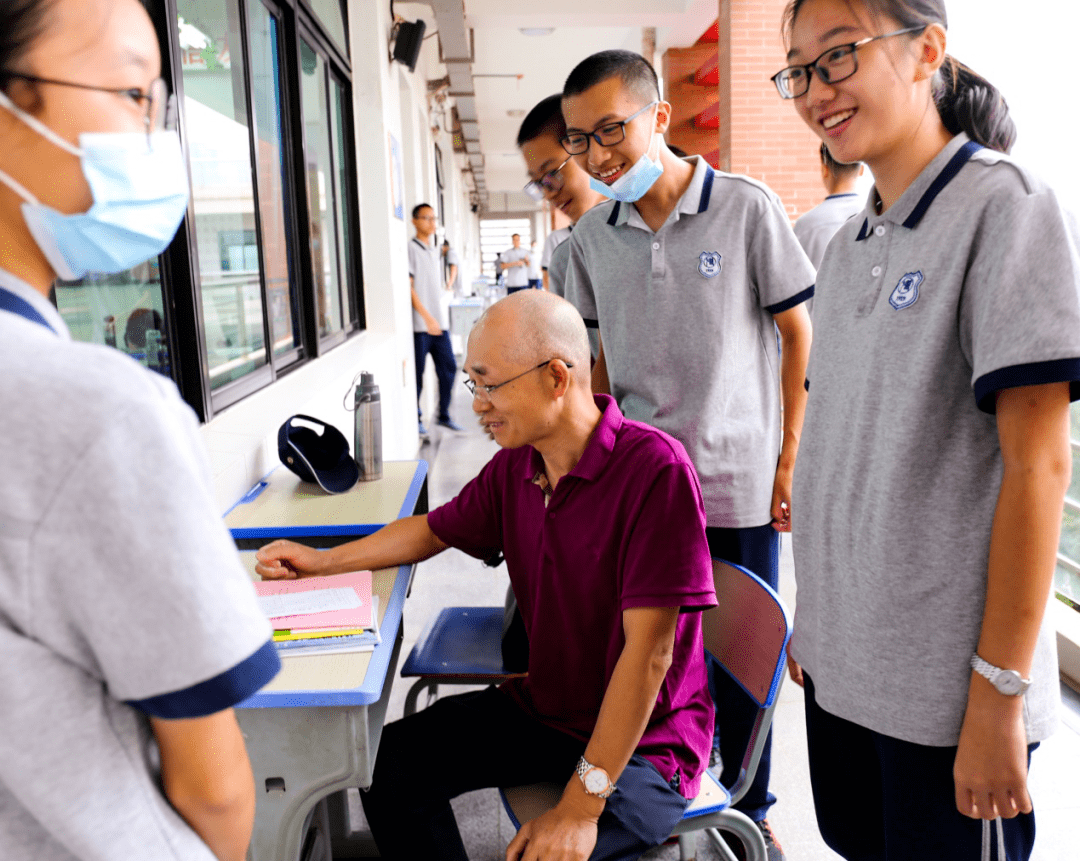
[{"left": 393, "top": 20, "right": 426, "bottom": 72}]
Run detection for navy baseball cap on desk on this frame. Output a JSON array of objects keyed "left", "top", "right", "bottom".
[{"left": 277, "top": 415, "right": 359, "bottom": 494}]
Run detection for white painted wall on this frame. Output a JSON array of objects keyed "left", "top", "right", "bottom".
[{"left": 197, "top": 0, "right": 478, "bottom": 513}]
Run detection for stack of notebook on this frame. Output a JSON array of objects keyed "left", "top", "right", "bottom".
[{"left": 254, "top": 569, "right": 380, "bottom": 655}]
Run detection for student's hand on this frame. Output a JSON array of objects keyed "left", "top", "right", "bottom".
[
  {"left": 426, "top": 319, "right": 443, "bottom": 336},
  {"left": 770, "top": 463, "right": 793, "bottom": 532},
  {"left": 505, "top": 798, "right": 599, "bottom": 861},
  {"left": 255, "top": 540, "right": 325, "bottom": 580},
  {"left": 953, "top": 679, "right": 1032, "bottom": 819},
  {"left": 786, "top": 653, "right": 804, "bottom": 687}
]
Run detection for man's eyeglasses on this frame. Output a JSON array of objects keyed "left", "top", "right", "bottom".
[
  {"left": 561, "top": 100, "right": 658, "bottom": 155},
  {"left": 523, "top": 155, "right": 573, "bottom": 202},
  {"left": 770, "top": 26, "right": 924, "bottom": 100},
  {"left": 464, "top": 359, "right": 573, "bottom": 402},
  {"left": 2, "top": 73, "right": 173, "bottom": 143}
]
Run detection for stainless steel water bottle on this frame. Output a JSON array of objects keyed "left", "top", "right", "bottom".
[{"left": 354, "top": 372, "right": 383, "bottom": 481}]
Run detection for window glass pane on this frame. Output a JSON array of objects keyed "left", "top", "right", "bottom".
[
  {"left": 178, "top": 0, "right": 269, "bottom": 389},
  {"left": 300, "top": 38, "right": 343, "bottom": 337},
  {"left": 249, "top": 0, "right": 300, "bottom": 359},
  {"left": 307, "top": 0, "right": 347, "bottom": 53},
  {"left": 330, "top": 76, "right": 355, "bottom": 324},
  {"left": 55, "top": 267, "right": 172, "bottom": 377}
]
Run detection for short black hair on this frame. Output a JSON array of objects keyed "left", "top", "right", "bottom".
[
  {"left": 517, "top": 94, "right": 567, "bottom": 147},
  {"left": 563, "top": 50, "right": 659, "bottom": 106},
  {"left": 819, "top": 143, "right": 861, "bottom": 178},
  {"left": 411, "top": 203, "right": 433, "bottom": 219}
]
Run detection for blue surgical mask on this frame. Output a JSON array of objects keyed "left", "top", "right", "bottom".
[
  {"left": 589, "top": 106, "right": 665, "bottom": 203},
  {"left": 0, "top": 90, "right": 189, "bottom": 281}
]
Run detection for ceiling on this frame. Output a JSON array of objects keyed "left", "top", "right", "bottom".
[{"left": 395, "top": 0, "right": 719, "bottom": 205}]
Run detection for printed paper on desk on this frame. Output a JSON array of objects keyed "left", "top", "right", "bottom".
[
  {"left": 258, "top": 587, "right": 362, "bottom": 620},
  {"left": 255, "top": 570, "right": 373, "bottom": 629}
]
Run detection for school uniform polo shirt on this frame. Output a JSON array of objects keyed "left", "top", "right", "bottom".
[
  {"left": 409, "top": 236, "right": 447, "bottom": 331},
  {"left": 428, "top": 394, "right": 716, "bottom": 796},
  {"left": 541, "top": 227, "right": 572, "bottom": 273},
  {"left": 564, "top": 155, "right": 816, "bottom": 528},
  {"left": 792, "top": 134, "right": 1080, "bottom": 746},
  {"left": 0, "top": 271, "right": 279, "bottom": 860},
  {"left": 547, "top": 231, "right": 572, "bottom": 298},
  {"left": 793, "top": 192, "right": 863, "bottom": 269}
]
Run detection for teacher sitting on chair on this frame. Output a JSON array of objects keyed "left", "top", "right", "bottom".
[{"left": 256, "top": 290, "right": 716, "bottom": 861}]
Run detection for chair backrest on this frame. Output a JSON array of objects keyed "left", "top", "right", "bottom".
[
  {"left": 700, "top": 558, "right": 792, "bottom": 806},
  {"left": 701, "top": 559, "right": 791, "bottom": 708}
]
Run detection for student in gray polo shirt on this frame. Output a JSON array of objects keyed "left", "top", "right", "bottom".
[
  {"left": 775, "top": 1, "right": 1080, "bottom": 858},
  {"left": 410, "top": 203, "right": 461, "bottom": 433},
  {"left": 562, "top": 49, "right": 814, "bottom": 860}
]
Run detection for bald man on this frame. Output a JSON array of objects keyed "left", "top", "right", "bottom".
[{"left": 255, "top": 292, "right": 716, "bottom": 861}]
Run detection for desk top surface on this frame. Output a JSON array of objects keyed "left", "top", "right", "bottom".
[
  {"left": 225, "top": 460, "right": 427, "bottom": 540},
  {"left": 235, "top": 552, "right": 412, "bottom": 708}
]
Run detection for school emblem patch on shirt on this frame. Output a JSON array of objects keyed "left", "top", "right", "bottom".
[
  {"left": 698, "top": 251, "right": 722, "bottom": 278},
  {"left": 889, "top": 271, "right": 923, "bottom": 310}
]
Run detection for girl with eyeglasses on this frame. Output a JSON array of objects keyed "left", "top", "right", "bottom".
[
  {"left": 775, "top": 1, "right": 1080, "bottom": 859},
  {"left": 0, "top": 2, "right": 278, "bottom": 859}
]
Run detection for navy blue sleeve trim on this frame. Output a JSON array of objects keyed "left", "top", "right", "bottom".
[
  {"left": 804, "top": 378, "right": 809, "bottom": 392},
  {"left": 765, "top": 285, "right": 814, "bottom": 315},
  {"left": 904, "top": 140, "right": 981, "bottom": 229},
  {"left": 582, "top": 317, "right": 599, "bottom": 329},
  {"left": 973, "top": 358, "right": 1080, "bottom": 414},
  {"left": 127, "top": 639, "right": 281, "bottom": 718},
  {"left": 607, "top": 202, "right": 621, "bottom": 225}
]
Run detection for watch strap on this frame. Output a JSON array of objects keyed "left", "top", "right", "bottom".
[
  {"left": 970, "top": 653, "right": 1031, "bottom": 696},
  {"left": 575, "top": 755, "right": 614, "bottom": 798}
]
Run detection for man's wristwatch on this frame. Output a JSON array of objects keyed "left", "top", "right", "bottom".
[
  {"left": 575, "top": 756, "right": 615, "bottom": 799},
  {"left": 970, "top": 653, "right": 1032, "bottom": 697}
]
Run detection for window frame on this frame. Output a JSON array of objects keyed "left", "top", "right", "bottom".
[{"left": 147, "top": 0, "right": 361, "bottom": 421}]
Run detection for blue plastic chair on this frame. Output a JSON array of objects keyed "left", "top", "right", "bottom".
[
  {"left": 499, "top": 559, "right": 792, "bottom": 861},
  {"left": 400, "top": 606, "right": 525, "bottom": 716}
]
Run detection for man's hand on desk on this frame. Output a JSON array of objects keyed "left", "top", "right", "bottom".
[{"left": 254, "top": 540, "right": 326, "bottom": 580}]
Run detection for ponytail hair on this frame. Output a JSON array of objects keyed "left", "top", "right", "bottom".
[
  {"left": 783, "top": 0, "right": 1016, "bottom": 154},
  {"left": 933, "top": 55, "right": 1015, "bottom": 153}
]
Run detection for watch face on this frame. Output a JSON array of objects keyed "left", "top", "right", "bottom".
[
  {"left": 996, "top": 671, "right": 1023, "bottom": 696},
  {"left": 583, "top": 769, "right": 609, "bottom": 794}
]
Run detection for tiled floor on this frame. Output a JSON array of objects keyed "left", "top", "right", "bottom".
[{"left": 347, "top": 380, "right": 1080, "bottom": 859}]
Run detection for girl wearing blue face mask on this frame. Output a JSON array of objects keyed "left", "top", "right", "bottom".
[{"left": 0, "top": 2, "right": 279, "bottom": 860}]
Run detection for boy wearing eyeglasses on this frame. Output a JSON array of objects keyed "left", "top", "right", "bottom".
[
  {"left": 561, "top": 49, "right": 814, "bottom": 861},
  {"left": 517, "top": 94, "right": 606, "bottom": 297}
]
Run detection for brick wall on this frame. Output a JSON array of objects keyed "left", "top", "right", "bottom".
[
  {"left": 729, "top": 0, "right": 824, "bottom": 218},
  {"left": 663, "top": 1, "right": 826, "bottom": 220}
]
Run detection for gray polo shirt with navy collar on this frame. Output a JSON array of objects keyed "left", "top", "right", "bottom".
[
  {"left": 792, "top": 133, "right": 1080, "bottom": 746},
  {"left": 564, "top": 155, "right": 815, "bottom": 528},
  {"left": 409, "top": 236, "right": 447, "bottom": 332}
]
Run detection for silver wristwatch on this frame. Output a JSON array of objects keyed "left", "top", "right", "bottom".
[
  {"left": 970, "top": 653, "right": 1031, "bottom": 697},
  {"left": 575, "top": 756, "right": 615, "bottom": 798}
]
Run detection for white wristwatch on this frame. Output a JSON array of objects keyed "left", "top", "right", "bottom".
[
  {"left": 970, "top": 653, "right": 1031, "bottom": 697},
  {"left": 575, "top": 756, "right": 615, "bottom": 798}
]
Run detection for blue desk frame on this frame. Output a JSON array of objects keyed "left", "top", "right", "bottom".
[{"left": 229, "top": 460, "right": 428, "bottom": 861}]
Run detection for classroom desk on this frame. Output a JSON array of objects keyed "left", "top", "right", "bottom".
[{"left": 228, "top": 460, "right": 427, "bottom": 861}]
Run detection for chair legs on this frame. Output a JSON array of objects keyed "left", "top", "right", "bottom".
[
  {"left": 403, "top": 679, "right": 439, "bottom": 717},
  {"left": 705, "top": 822, "right": 768, "bottom": 861}
]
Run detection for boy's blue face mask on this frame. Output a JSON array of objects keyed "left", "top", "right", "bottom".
[
  {"left": 588, "top": 104, "right": 664, "bottom": 204},
  {"left": 0, "top": 89, "right": 189, "bottom": 281}
]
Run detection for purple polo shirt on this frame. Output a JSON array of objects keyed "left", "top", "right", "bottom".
[{"left": 428, "top": 394, "right": 715, "bottom": 797}]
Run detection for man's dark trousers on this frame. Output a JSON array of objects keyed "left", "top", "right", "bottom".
[{"left": 414, "top": 331, "right": 456, "bottom": 421}]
